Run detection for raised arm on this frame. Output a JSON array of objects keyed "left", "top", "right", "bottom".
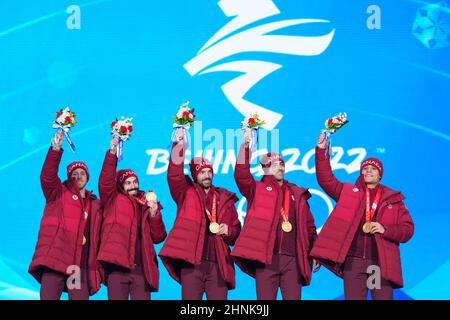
[
  {"left": 315, "top": 132, "right": 344, "bottom": 202},
  {"left": 234, "top": 132, "right": 256, "bottom": 201},
  {"left": 304, "top": 200, "right": 318, "bottom": 253},
  {"left": 40, "top": 132, "right": 64, "bottom": 202},
  {"left": 167, "top": 133, "right": 191, "bottom": 205},
  {"left": 98, "top": 136, "right": 119, "bottom": 205}
]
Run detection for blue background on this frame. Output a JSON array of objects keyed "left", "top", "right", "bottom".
[{"left": 0, "top": 0, "right": 449, "bottom": 299}]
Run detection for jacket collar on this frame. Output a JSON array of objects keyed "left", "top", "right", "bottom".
[
  {"left": 191, "top": 180, "right": 238, "bottom": 211},
  {"left": 193, "top": 181, "right": 215, "bottom": 196},
  {"left": 261, "top": 175, "right": 311, "bottom": 199},
  {"left": 63, "top": 179, "right": 97, "bottom": 200},
  {"left": 116, "top": 184, "right": 146, "bottom": 207},
  {"left": 354, "top": 175, "right": 404, "bottom": 204},
  {"left": 379, "top": 185, "right": 404, "bottom": 204},
  {"left": 261, "top": 174, "right": 284, "bottom": 190}
]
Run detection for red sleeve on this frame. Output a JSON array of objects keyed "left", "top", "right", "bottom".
[
  {"left": 315, "top": 146, "right": 344, "bottom": 202},
  {"left": 381, "top": 202, "right": 414, "bottom": 243},
  {"left": 40, "top": 147, "right": 63, "bottom": 202},
  {"left": 234, "top": 144, "right": 256, "bottom": 202},
  {"left": 98, "top": 151, "right": 118, "bottom": 205},
  {"left": 167, "top": 143, "right": 191, "bottom": 205},
  {"left": 305, "top": 200, "right": 318, "bottom": 253},
  {"left": 149, "top": 202, "right": 167, "bottom": 244},
  {"left": 221, "top": 202, "right": 242, "bottom": 246}
]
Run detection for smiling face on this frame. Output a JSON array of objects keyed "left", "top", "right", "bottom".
[
  {"left": 196, "top": 168, "right": 213, "bottom": 189},
  {"left": 361, "top": 165, "right": 381, "bottom": 185},
  {"left": 71, "top": 168, "right": 88, "bottom": 190},
  {"left": 268, "top": 160, "right": 285, "bottom": 181},
  {"left": 123, "top": 176, "right": 139, "bottom": 196}
]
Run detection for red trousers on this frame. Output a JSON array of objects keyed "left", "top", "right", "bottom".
[
  {"left": 180, "top": 260, "right": 228, "bottom": 300},
  {"left": 255, "top": 254, "right": 302, "bottom": 300},
  {"left": 343, "top": 256, "right": 394, "bottom": 300},
  {"left": 106, "top": 266, "right": 151, "bottom": 300},
  {"left": 40, "top": 267, "right": 89, "bottom": 300}
]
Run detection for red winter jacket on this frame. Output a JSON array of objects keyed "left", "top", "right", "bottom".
[
  {"left": 97, "top": 151, "right": 167, "bottom": 292},
  {"left": 231, "top": 145, "right": 317, "bottom": 286},
  {"left": 310, "top": 147, "right": 414, "bottom": 288},
  {"left": 159, "top": 144, "right": 241, "bottom": 289},
  {"left": 29, "top": 148, "right": 103, "bottom": 295}
]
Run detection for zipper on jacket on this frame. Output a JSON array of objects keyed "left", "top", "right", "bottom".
[
  {"left": 363, "top": 231, "right": 367, "bottom": 259},
  {"left": 336, "top": 190, "right": 364, "bottom": 263},
  {"left": 73, "top": 191, "right": 85, "bottom": 267},
  {"left": 128, "top": 196, "right": 137, "bottom": 270},
  {"left": 193, "top": 186, "right": 205, "bottom": 264},
  {"left": 279, "top": 217, "right": 284, "bottom": 255},
  {"left": 278, "top": 188, "right": 284, "bottom": 255}
]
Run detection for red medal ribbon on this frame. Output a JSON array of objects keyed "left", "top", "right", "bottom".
[
  {"left": 136, "top": 197, "right": 147, "bottom": 206},
  {"left": 81, "top": 194, "right": 91, "bottom": 216},
  {"left": 205, "top": 192, "right": 217, "bottom": 223},
  {"left": 280, "top": 187, "right": 290, "bottom": 223},
  {"left": 136, "top": 191, "right": 149, "bottom": 206},
  {"left": 365, "top": 187, "right": 382, "bottom": 224}
]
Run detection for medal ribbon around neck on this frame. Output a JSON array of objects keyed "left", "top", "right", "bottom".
[
  {"left": 280, "top": 187, "right": 291, "bottom": 227},
  {"left": 205, "top": 192, "right": 217, "bottom": 224},
  {"left": 206, "top": 192, "right": 220, "bottom": 234},
  {"left": 365, "top": 187, "right": 382, "bottom": 224}
]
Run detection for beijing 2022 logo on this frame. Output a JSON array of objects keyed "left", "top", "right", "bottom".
[{"left": 184, "top": 0, "right": 335, "bottom": 130}]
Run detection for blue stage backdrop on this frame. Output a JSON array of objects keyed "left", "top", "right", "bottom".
[{"left": 0, "top": 0, "right": 449, "bottom": 300}]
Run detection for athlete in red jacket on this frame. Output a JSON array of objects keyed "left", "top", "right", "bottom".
[
  {"left": 231, "top": 131, "right": 319, "bottom": 300},
  {"left": 29, "top": 131, "right": 103, "bottom": 300},
  {"left": 159, "top": 132, "right": 241, "bottom": 300},
  {"left": 311, "top": 132, "right": 414, "bottom": 300},
  {"left": 97, "top": 136, "right": 167, "bottom": 300}
]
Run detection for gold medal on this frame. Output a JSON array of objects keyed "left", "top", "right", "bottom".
[
  {"left": 146, "top": 191, "right": 157, "bottom": 202},
  {"left": 362, "top": 222, "right": 372, "bottom": 233},
  {"left": 82, "top": 236, "right": 87, "bottom": 245},
  {"left": 282, "top": 221, "right": 292, "bottom": 233},
  {"left": 209, "top": 222, "right": 220, "bottom": 234}
]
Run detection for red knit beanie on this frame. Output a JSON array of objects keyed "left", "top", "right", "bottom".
[
  {"left": 360, "top": 158, "right": 383, "bottom": 178},
  {"left": 67, "top": 161, "right": 90, "bottom": 181},
  {"left": 189, "top": 157, "right": 213, "bottom": 181},
  {"left": 116, "top": 169, "right": 139, "bottom": 187},
  {"left": 260, "top": 152, "right": 285, "bottom": 169}
]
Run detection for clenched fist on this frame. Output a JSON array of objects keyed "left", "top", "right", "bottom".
[
  {"left": 244, "top": 130, "right": 251, "bottom": 146},
  {"left": 110, "top": 136, "right": 119, "bottom": 155},
  {"left": 317, "top": 132, "right": 327, "bottom": 149},
  {"left": 51, "top": 131, "right": 63, "bottom": 151}
]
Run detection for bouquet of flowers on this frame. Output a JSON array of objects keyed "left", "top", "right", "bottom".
[
  {"left": 322, "top": 112, "right": 349, "bottom": 156},
  {"left": 52, "top": 106, "right": 77, "bottom": 152},
  {"left": 241, "top": 112, "right": 266, "bottom": 151},
  {"left": 111, "top": 116, "right": 133, "bottom": 161},
  {"left": 171, "top": 101, "right": 195, "bottom": 147}
]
